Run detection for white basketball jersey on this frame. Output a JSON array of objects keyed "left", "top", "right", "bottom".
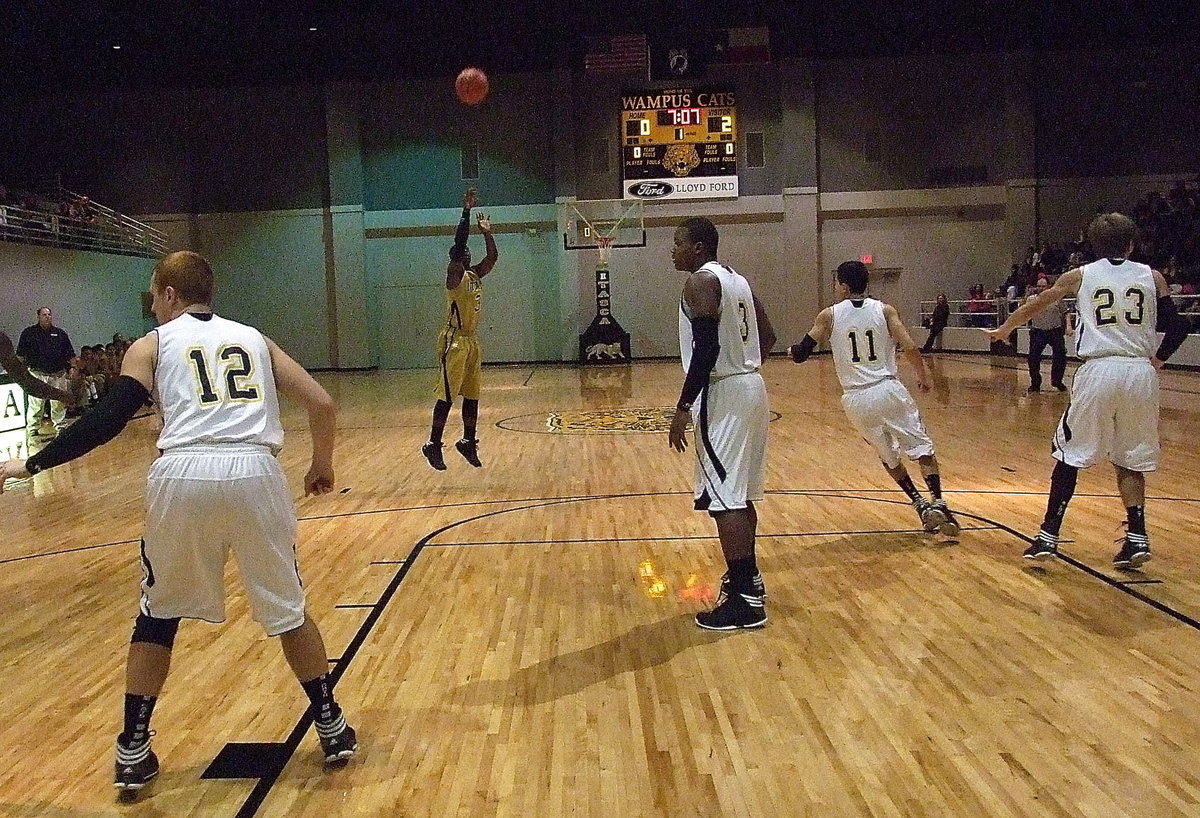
[
  {"left": 1074, "top": 259, "right": 1158, "bottom": 359},
  {"left": 830, "top": 298, "right": 898, "bottom": 390},
  {"left": 679, "top": 262, "right": 762, "bottom": 377},
  {"left": 153, "top": 313, "right": 284, "bottom": 452}
]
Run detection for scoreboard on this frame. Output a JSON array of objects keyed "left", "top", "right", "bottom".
[{"left": 620, "top": 89, "right": 738, "bottom": 201}]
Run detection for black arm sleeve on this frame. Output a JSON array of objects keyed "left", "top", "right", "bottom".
[
  {"left": 25, "top": 375, "right": 149, "bottom": 475},
  {"left": 448, "top": 207, "right": 471, "bottom": 260},
  {"left": 678, "top": 316, "right": 720, "bottom": 409},
  {"left": 789, "top": 333, "right": 818, "bottom": 363},
  {"left": 1155, "top": 295, "right": 1191, "bottom": 362}
]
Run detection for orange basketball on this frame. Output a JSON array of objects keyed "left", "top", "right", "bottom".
[{"left": 455, "top": 67, "right": 489, "bottom": 106}]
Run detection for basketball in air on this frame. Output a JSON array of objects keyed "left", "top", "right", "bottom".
[{"left": 455, "top": 67, "right": 489, "bottom": 106}]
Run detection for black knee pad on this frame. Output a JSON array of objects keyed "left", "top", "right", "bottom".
[{"left": 132, "top": 614, "right": 181, "bottom": 649}]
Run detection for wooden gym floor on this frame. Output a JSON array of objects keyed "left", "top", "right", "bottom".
[{"left": 2, "top": 353, "right": 1200, "bottom": 817}]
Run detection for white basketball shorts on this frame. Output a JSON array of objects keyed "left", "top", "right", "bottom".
[
  {"left": 840, "top": 378, "right": 935, "bottom": 470},
  {"left": 1053, "top": 357, "right": 1159, "bottom": 471},
  {"left": 692, "top": 372, "right": 768, "bottom": 513},
  {"left": 140, "top": 444, "right": 306, "bottom": 636}
]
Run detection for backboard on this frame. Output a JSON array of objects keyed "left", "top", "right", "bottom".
[{"left": 561, "top": 198, "right": 646, "bottom": 251}]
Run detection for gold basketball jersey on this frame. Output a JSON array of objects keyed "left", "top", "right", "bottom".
[{"left": 445, "top": 270, "right": 483, "bottom": 334}]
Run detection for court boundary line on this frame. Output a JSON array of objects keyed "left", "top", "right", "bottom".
[
  {"left": 6, "top": 487, "right": 1198, "bottom": 566},
  {"left": 231, "top": 488, "right": 1200, "bottom": 817},
  {"left": 941, "top": 352, "right": 1200, "bottom": 396},
  {"left": 232, "top": 494, "right": 602, "bottom": 817},
  {"left": 425, "top": 525, "right": 998, "bottom": 548}
]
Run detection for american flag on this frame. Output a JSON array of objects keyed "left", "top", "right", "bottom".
[{"left": 584, "top": 34, "right": 648, "bottom": 73}]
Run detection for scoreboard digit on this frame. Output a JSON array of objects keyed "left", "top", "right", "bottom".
[{"left": 620, "top": 88, "right": 738, "bottom": 201}]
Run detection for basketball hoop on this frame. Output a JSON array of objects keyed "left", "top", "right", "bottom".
[{"left": 597, "top": 236, "right": 615, "bottom": 269}]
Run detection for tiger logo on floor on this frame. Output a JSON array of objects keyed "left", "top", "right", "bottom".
[{"left": 546, "top": 407, "right": 683, "bottom": 433}]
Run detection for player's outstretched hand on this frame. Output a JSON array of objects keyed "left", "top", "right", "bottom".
[
  {"left": 669, "top": 409, "right": 690, "bottom": 453},
  {"left": 304, "top": 464, "right": 335, "bottom": 496},
  {"left": 464, "top": 187, "right": 478, "bottom": 210},
  {"left": 980, "top": 327, "right": 1010, "bottom": 345},
  {"left": 476, "top": 213, "right": 491, "bottom": 232},
  {"left": 0, "top": 459, "right": 31, "bottom": 493},
  {"left": 1151, "top": 356, "right": 1166, "bottom": 370}
]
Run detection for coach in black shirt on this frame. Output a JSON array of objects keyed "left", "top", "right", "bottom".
[{"left": 17, "top": 306, "right": 75, "bottom": 435}]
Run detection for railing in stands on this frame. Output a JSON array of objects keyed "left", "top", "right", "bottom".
[
  {"left": 0, "top": 200, "right": 166, "bottom": 258},
  {"left": 920, "top": 295, "right": 1200, "bottom": 334}
]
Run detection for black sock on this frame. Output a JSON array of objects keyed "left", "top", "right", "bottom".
[
  {"left": 1126, "top": 505, "right": 1146, "bottom": 536},
  {"left": 1041, "top": 460, "right": 1078, "bottom": 536},
  {"left": 120, "top": 694, "right": 157, "bottom": 748},
  {"left": 430, "top": 400, "right": 451, "bottom": 445},
  {"left": 924, "top": 473, "right": 943, "bottom": 500},
  {"left": 896, "top": 475, "right": 923, "bottom": 503},
  {"left": 462, "top": 398, "right": 479, "bottom": 441},
  {"left": 726, "top": 555, "right": 759, "bottom": 591},
  {"left": 301, "top": 674, "right": 343, "bottom": 727}
]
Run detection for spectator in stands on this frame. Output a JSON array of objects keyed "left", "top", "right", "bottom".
[
  {"left": 966, "top": 285, "right": 988, "bottom": 327},
  {"left": 921, "top": 293, "right": 950, "bottom": 353},
  {"left": 967, "top": 287, "right": 999, "bottom": 328},
  {"left": 79, "top": 346, "right": 104, "bottom": 399},
  {"left": 1180, "top": 282, "right": 1200, "bottom": 332},
  {"left": 65, "top": 356, "right": 92, "bottom": 415},
  {"left": 985, "top": 289, "right": 1001, "bottom": 328},
  {"left": 16, "top": 307, "right": 75, "bottom": 437},
  {"left": 1002, "top": 267, "right": 1020, "bottom": 313}
]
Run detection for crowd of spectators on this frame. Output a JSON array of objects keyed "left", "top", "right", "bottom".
[
  {"left": 1132, "top": 181, "right": 1200, "bottom": 277},
  {"left": 64, "top": 335, "right": 133, "bottom": 413},
  {"left": 1, "top": 181, "right": 101, "bottom": 247},
  {"left": 949, "top": 180, "right": 1200, "bottom": 333}
]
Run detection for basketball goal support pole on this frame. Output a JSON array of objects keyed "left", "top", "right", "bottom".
[{"left": 578, "top": 238, "right": 632, "bottom": 364}]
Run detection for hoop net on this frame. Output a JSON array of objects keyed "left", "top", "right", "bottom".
[{"left": 597, "top": 236, "right": 615, "bottom": 268}]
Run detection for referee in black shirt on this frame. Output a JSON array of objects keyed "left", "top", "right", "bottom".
[{"left": 17, "top": 306, "right": 75, "bottom": 436}]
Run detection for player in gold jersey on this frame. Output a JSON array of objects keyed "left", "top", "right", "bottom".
[{"left": 422, "top": 188, "right": 498, "bottom": 469}]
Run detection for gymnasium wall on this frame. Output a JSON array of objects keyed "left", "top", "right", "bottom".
[
  {"left": 0, "top": 242, "right": 153, "bottom": 347},
  {"left": 2, "top": 46, "right": 1198, "bottom": 367},
  {"left": 818, "top": 193, "right": 1010, "bottom": 324},
  {"left": 1035, "top": 47, "right": 1200, "bottom": 179},
  {"left": 359, "top": 72, "right": 559, "bottom": 211},
  {"left": 0, "top": 84, "right": 327, "bottom": 215},
  {"left": 816, "top": 52, "right": 1022, "bottom": 192},
  {"left": 364, "top": 203, "right": 563, "bottom": 366}
]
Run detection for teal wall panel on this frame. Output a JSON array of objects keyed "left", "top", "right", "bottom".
[
  {"left": 363, "top": 203, "right": 564, "bottom": 368},
  {"left": 191, "top": 211, "right": 331, "bottom": 367},
  {"left": 360, "top": 73, "right": 556, "bottom": 211},
  {"left": 0, "top": 243, "right": 153, "bottom": 347}
]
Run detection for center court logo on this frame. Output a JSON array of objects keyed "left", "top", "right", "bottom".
[
  {"left": 627, "top": 181, "right": 673, "bottom": 199},
  {"left": 547, "top": 407, "right": 681, "bottom": 433}
]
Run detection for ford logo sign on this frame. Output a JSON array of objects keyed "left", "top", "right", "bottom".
[{"left": 628, "top": 181, "right": 673, "bottom": 199}]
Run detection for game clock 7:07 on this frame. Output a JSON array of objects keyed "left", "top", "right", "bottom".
[{"left": 620, "top": 88, "right": 738, "bottom": 202}]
